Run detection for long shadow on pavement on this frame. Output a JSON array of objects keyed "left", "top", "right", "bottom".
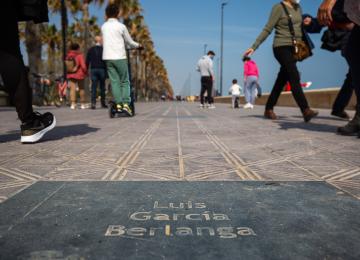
[
  {"left": 276, "top": 120, "right": 338, "bottom": 133},
  {"left": 244, "top": 115, "right": 340, "bottom": 133},
  {"left": 0, "top": 124, "right": 99, "bottom": 143},
  {"left": 292, "top": 115, "right": 352, "bottom": 122}
]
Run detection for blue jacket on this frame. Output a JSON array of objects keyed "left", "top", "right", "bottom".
[{"left": 302, "top": 14, "right": 325, "bottom": 50}]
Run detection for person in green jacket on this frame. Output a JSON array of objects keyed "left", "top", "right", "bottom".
[{"left": 244, "top": 0, "right": 319, "bottom": 123}]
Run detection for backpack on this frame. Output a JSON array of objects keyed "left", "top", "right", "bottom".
[{"left": 65, "top": 57, "right": 78, "bottom": 74}]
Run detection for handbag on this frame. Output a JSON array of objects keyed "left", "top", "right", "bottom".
[{"left": 281, "top": 3, "right": 311, "bottom": 62}]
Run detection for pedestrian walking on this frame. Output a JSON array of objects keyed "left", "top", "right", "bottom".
[
  {"left": 314, "top": 0, "right": 354, "bottom": 120},
  {"left": 86, "top": 36, "right": 107, "bottom": 110},
  {"left": 243, "top": 56, "right": 259, "bottom": 109},
  {"left": 318, "top": 0, "right": 360, "bottom": 136},
  {"left": 229, "top": 79, "right": 242, "bottom": 109},
  {"left": 66, "top": 43, "right": 88, "bottom": 110},
  {"left": 244, "top": 0, "right": 319, "bottom": 122},
  {"left": 0, "top": 0, "right": 56, "bottom": 143},
  {"left": 301, "top": 7, "right": 353, "bottom": 120},
  {"left": 197, "top": 51, "right": 216, "bottom": 109},
  {"left": 101, "top": 4, "right": 141, "bottom": 116}
]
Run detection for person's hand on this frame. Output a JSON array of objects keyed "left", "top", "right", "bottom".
[
  {"left": 317, "top": 0, "right": 337, "bottom": 26},
  {"left": 138, "top": 44, "right": 144, "bottom": 51},
  {"left": 303, "top": 17, "right": 312, "bottom": 26},
  {"left": 243, "top": 48, "right": 254, "bottom": 57},
  {"left": 212, "top": 75, "right": 215, "bottom": 82}
]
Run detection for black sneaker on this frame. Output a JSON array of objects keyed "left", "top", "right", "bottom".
[
  {"left": 91, "top": 104, "right": 96, "bottom": 110},
  {"left": 21, "top": 112, "right": 56, "bottom": 143},
  {"left": 331, "top": 110, "right": 350, "bottom": 120}
]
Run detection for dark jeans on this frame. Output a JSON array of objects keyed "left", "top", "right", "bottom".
[
  {"left": 345, "top": 25, "right": 360, "bottom": 111},
  {"left": 91, "top": 68, "right": 106, "bottom": 105},
  {"left": 266, "top": 46, "right": 309, "bottom": 113},
  {"left": 200, "top": 76, "right": 213, "bottom": 105},
  {"left": 332, "top": 71, "right": 353, "bottom": 113},
  {"left": 0, "top": 1, "right": 33, "bottom": 123}
]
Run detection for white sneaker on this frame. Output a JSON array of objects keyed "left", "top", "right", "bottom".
[
  {"left": 81, "top": 104, "right": 86, "bottom": 110},
  {"left": 208, "top": 104, "right": 216, "bottom": 109},
  {"left": 70, "top": 103, "right": 76, "bottom": 110},
  {"left": 250, "top": 104, "right": 254, "bottom": 109},
  {"left": 243, "top": 103, "right": 252, "bottom": 109},
  {"left": 199, "top": 104, "right": 204, "bottom": 109}
]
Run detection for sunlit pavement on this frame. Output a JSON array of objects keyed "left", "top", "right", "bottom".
[{"left": 0, "top": 103, "right": 359, "bottom": 259}]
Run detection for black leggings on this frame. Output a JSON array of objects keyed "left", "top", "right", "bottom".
[
  {"left": 0, "top": 1, "right": 34, "bottom": 123},
  {"left": 266, "top": 46, "right": 309, "bottom": 113}
]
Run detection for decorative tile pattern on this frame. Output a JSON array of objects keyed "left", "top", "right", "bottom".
[{"left": 0, "top": 103, "right": 359, "bottom": 201}]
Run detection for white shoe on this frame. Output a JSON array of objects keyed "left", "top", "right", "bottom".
[
  {"left": 81, "top": 104, "right": 86, "bottom": 110},
  {"left": 199, "top": 104, "right": 204, "bottom": 109},
  {"left": 243, "top": 103, "right": 252, "bottom": 109},
  {"left": 70, "top": 103, "right": 76, "bottom": 110},
  {"left": 250, "top": 104, "right": 254, "bottom": 109},
  {"left": 208, "top": 104, "right": 216, "bottom": 109}
]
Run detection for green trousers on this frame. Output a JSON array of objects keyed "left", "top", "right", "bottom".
[{"left": 106, "top": 59, "right": 131, "bottom": 104}]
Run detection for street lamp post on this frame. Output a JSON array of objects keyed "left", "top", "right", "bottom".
[{"left": 220, "top": 2, "right": 227, "bottom": 96}]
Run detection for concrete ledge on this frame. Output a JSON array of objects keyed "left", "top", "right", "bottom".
[
  {"left": 0, "top": 90, "right": 10, "bottom": 106},
  {"left": 215, "top": 88, "right": 356, "bottom": 110}
]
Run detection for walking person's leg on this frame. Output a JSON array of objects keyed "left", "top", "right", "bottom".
[
  {"left": 244, "top": 79, "right": 251, "bottom": 105},
  {"left": 275, "top": 47, "right": 309, "bottom": 112},
  {"left": 106, "top": 61, "right": 122, "bottom": 105},
  {"left": 0, "top": 1, "right": 55, "bottom": 143},
  {"left": 69, "top": 79, "right": 77, "bottom": 109},
  {"left": 200, "top": 78, "right": 206, "bottom": 106},
  {"left": 0, "top": 52, "right": 33, "bottom": 121},
  {"left": 332, "top": 71, "right": 353, "bottom": 119},
  {"left": 272, "top": 47, "right": 318, "bottom": 122},
  {"left": 265, "top": 66, "right": 288, "bottom": 115},
  {"left": 78, "top": 80, "right": 86, "bottom": 108},
  {"left": 232, "top": 95, "right": 236, "bottom": 109},
  {"left": 99, "top": 69, "right": 107, "bottom": 107},
  {"left": 247, "top": 76, "right": 257, "bottom": 106},
  {"left": 250, "top": 79, "right": 258, "bottom": 106},
  {"left": 90, "top": 69, "right": 99, "bottom": 108},
  {"left": 207, "top": 78, "right": 214, "bottom": 106},
  {"left": 0, "top": 1, "right": 33, "bottom": 122},
  {"left": 338, "top": 25, "right": 360, "bottom": 136},
  {"left": 116, "top": 59, "right": 132, "bottom": 114}
]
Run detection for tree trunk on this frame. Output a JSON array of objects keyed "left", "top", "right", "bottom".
[
  {"left": 25, "top": 22, "right": 43, "bottom": 75},
  {"left": 25, "top": 21, "right": 43, "bottom": 105},
  {"left": 82, "top": 2, "right": 91, "bottom": 104}
]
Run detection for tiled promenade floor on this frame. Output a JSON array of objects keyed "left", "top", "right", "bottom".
[
  {"left": 1, "top": 103, "right": 360, "bottom": 259},
  {"left": 0, "top": 103, "right": 359, "bottom": 202}
]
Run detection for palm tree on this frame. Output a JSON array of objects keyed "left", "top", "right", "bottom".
[
  {"left": 41, "top": 25, "right": 62, "bottom": 76},
  {"left": 23, "top": 0, "right": 173, "bottom": 102}
]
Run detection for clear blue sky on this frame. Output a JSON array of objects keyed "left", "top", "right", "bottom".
[{"left": 52, "top": 0, "right": 348, "bottom": 96}]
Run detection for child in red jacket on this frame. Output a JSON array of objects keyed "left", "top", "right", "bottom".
[{"left": 66, "top": 43, "right": 88, "bottom": 109}]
